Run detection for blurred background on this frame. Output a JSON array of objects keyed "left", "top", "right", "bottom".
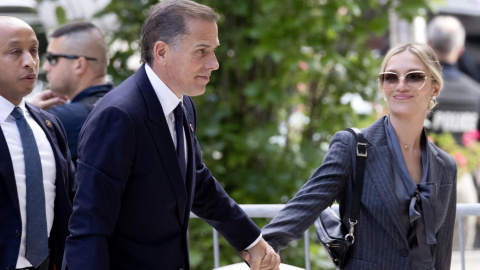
[{"left": 4, "top": 0, "right": 480, "bottom": 268}]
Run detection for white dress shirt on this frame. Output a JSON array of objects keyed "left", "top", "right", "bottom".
[
  {"left": 144, "top": 64, "right": 261, "bottom": 250},
  {"left": 0, "top": 96, "right": 56, "bottom": 268},
  {"left": 145, "top": 64, "right": 187, "bottom": 161}
]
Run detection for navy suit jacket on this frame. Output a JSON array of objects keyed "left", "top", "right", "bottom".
[
  {"left": 64, "top": 64, "right": 260, "bottom": 270},
  {"left": 263, "top": 117, "right": 457, "bottom": 270},
  {"left": 0, "top": 103, "right": 74, "bottom": 270}
]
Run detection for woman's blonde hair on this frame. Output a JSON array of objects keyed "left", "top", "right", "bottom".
[{"left": 379, "top": 42, "right": 443, "bottom": 111}]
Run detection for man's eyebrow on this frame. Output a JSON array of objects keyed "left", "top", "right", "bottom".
[
  {"left": 7, "top": 40, "right": 21, "bottom": 46},
  {"left": 194, "top": 43, "right": 220, "bottom": 49},
  {"left": 194, "top": 44, "right": 211, "bottom": 48},
  {"left": 6, "top": 39, "right": 39, "bottom": 46}
]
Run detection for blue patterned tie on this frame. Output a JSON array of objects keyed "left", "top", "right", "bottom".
[
  {"left": 174, "top": 103, "right": 186, "bottom": 181},
  {"left": 11, "top": 107, "right": 48, "bottom": 268}
]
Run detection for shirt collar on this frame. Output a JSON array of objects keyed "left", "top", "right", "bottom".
[
  {"left": 71, "top": 83, "right": 113, "bottom": 103},
  {"left": 0, "top": 95, "right": 26, "bottom": 123},
  {"left": 145, "top": 64, "right": 183, "bottom": 117}
]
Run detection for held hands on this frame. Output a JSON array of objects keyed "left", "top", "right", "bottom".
[
  {"left": 29, "top": 89, "right": 68, "bottom": 110},
  {"left": 242, "top": 238, "right": 280, "bottom": 270}
]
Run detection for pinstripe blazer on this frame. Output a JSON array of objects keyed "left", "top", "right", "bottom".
[{"left": 262, "top": 116, "right": 457, "bottom": 270}]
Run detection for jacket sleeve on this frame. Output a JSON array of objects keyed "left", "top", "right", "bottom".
[
  {"left": 64, "top": 106, "right": 136, "bottom": 270},
  {"left": 262, "top": 130, "right": 355, "bottom": 251},
  {"left": 191, "top": 137, "right": 261, "bottom": 251}
]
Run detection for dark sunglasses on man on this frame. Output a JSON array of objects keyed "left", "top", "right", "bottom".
[{"left": 45, "top": 52, "right": 97, "bottom": 66}]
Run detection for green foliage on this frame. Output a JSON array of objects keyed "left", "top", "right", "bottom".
[
  {"left": 94, "top": 0, "right": 159, "bottom": 84},
  {"left": 92, "top": 0, "right": 433, "bottom": 268},
  {"left": 55, "top": 6, "right": 67, "bottom": 25}
]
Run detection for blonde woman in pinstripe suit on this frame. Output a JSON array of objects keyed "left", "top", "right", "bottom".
[{"left": 261, "top": 43, "right": 457, "bottom": 269}]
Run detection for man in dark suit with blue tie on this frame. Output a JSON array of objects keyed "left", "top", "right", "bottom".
[
  {"left": 0, "top": 16, "right": 74, "bottom": 270},
  {"left": 64, "top": 1, "right": 279, "bottom": 269}
]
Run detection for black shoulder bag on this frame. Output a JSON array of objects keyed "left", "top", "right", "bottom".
[{"left": 314, "top": 128, "right": 367, "bottom": 269}]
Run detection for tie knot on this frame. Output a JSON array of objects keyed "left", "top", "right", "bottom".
[
  {"left": 174, "top": 103, "right": 183, "bottom": 117},
  {"left": 11, "top": 106, "right": 25, "bottom": 120}
]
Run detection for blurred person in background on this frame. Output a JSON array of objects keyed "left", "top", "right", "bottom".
[
  {"left": 427, "top": 15, "right": 480, "bottom": 250},
  {"left": 427, "top": 15, "right": 480, "bottom": 145},
  {"left": 30, "top": 22, "right": 112, "bottom": 166}
]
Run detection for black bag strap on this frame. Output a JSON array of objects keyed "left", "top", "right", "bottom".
[{"left": 344, "top": 128, "right": 367, "bottom": 227}]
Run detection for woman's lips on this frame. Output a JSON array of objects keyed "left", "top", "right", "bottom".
[{"left": 393, "top": 94, "right": 413, "bottom": 100}]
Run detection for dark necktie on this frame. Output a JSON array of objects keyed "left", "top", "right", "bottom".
[
  {"left": 11, "top": 107, "right": 48, "bottom": 268},
  {"left": 174, "top": 103, "right": 186, "bottom": 181}
]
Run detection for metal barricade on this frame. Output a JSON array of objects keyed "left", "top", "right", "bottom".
[{"left": 191, "top": 203, "right": 480, "bottom": 269}]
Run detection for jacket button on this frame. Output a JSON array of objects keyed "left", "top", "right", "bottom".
[
  {"left": 15, "top": 230, "right": 21, "bottom": 238},
  {"left": 6, "top": 267, "right": 12, "bottom": 270},
  {"left": 399, "top": 248, "right": 408, "bottom": 257},
  {"left": 179, "top": 268, "right": 184, "bottom": 270}
]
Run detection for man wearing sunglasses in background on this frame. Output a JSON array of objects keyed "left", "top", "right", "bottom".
[{"left": 30, "top": 22, "right": 112, "bottom": 166}]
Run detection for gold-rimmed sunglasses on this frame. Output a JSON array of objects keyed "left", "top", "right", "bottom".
[{"left": 378, "top": 71, "right": 429, "bottom": 91}]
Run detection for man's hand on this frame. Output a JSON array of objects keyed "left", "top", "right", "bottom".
[
  {"left": 242, "top": 238, "right": 280, "bottom": 270},
  {"left": 29, "top": 89, "right": 68, "bottom": 110}
]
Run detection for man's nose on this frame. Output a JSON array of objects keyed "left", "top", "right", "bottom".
[{"left": 206, "top": 53, "right": 219, "bottom": 70}]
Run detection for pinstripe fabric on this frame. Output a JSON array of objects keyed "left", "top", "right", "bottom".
[{"left": 262, "top": 116, "right": 457, "bottom": 270}]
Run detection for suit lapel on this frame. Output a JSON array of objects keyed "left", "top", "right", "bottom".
[
  {"left": 25, "top": 103, "right": 68, "bottom": 192},
  {"left": 0, "top": 103, "right": 67, "bottom": 216},
  {"left": 27, "top": 103, "right": 57, "bottom": 142},
  {"left": 26, "top": 103, "right": 60, "bottom": 164},
  {"left": 135, "top": 65, "right": 188, "bottom": 226},
  {"left": 362, "top": 118, "right": 408, "bottom": 246},
  {"left": 0, "top": 125, "right": 20, "bottom": 213},
  {"left": 427, "top": 143, "right": 443, "bottom": 223},
  {"left": 427, "top": 143, "right": 442, "bottom": 187}
]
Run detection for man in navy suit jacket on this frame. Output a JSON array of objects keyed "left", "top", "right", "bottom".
[
  {"left": 0, "top": 17, "right": 74, "bottom": 270},
  {"left": 64, "top": 1, "right": 279, "bottom": 269}
]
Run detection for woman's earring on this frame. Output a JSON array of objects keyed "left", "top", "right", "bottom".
[{"left": 431, "top": 96, "right": 438, "bottom": 105}]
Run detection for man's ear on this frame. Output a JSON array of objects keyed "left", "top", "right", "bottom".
[
  {"left": 153, "top": 40, "right": 168, "bottom": 65},
  {"left": 74, "top": 57, "right": 88, "bottom": 75}
]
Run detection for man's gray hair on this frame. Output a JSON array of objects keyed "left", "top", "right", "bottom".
[
  {"left": 139, "top": 0, "right": 218, "bottom": 65},
  {"left": 427, "top": 16, "right": 465, "bottom": 54}
]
